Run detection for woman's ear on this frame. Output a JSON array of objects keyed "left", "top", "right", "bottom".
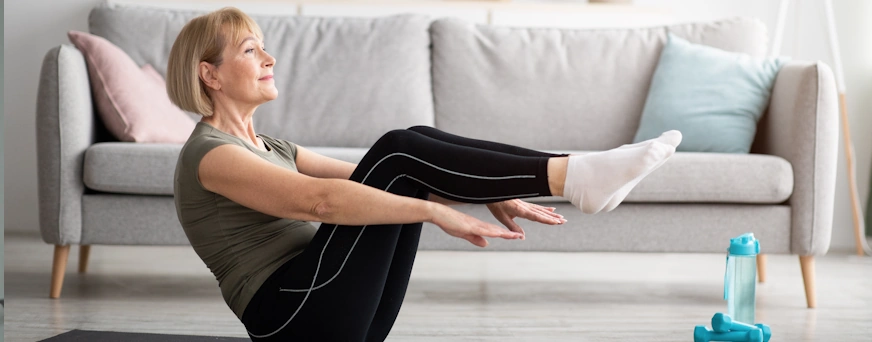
[{"left": 198, "top": 61, "right": 221, "bottom": 91}]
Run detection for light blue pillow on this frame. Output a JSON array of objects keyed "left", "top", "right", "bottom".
[{"left": 633, "top": 33, "right": 786, "bottom": 153}]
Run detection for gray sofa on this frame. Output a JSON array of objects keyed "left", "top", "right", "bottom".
[{"left": 37, "top": 2, "right": 838, "bottom": 309}]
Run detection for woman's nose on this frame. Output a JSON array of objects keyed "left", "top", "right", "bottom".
[{"left": 264, "top": 52, "right": 275, "bottom": 67}]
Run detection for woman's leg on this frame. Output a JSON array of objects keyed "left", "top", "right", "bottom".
[
  {"left": 242, "top": 128, "right": 679, "bottom": 340},
  {"left": 354, "top": 129, "right": 555, "bottom": 204},
  {"left": 242, "top": 177, "right": 425, "bottom": 341},
  {"left": 364, "top": 188, "right": 429, "bottom": 342},
  {"left": 243, "top": 129, "right": 559, "bottom": 340},
  {"left": 406, "top": 125, "right": 566, "bottom": 158}
]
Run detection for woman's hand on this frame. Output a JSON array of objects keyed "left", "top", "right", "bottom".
[
  {"left": 431, "top": 204, "right": 523, "bottom": 248},
  {"left": 486, "top": 199, "right": 566, "bottom": 238}
]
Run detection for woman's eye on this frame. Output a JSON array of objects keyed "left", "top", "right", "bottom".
[{"left": 245, "top": 48, "right": 254, "bottom": 54}]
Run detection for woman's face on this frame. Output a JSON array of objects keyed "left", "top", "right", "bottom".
[{"left": 206, "top": 31, "right": 278, "bottom": 107}]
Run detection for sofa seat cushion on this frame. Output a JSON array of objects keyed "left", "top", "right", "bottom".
[
  {"left": 84, "top": 143, "right": 183, "bottom": 195},
  {"left": 532, "top": 152, "right": 793, "bottom": 204},
  {"left": 83, "top": 143, "right": 370, "bottom": 195},
  {"left": 84, "top": 144, "right": 792, "bottom": 203}
]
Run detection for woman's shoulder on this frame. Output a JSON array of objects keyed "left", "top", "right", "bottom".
[
  {"left": 185, "top": 122, "right": 253, "bottom": 150},
  {"left": 178, "top": 124, "right": 241, "bottom": 169}
]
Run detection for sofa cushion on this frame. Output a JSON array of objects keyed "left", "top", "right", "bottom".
[
  {"left": 530, "top": 152, "right": 793, "bottom": 204},
  {"left": 89, "top": 2, "right": 434, "bottom": 147},
  {"left": 430, "top": 17, "right": 770, "bottom": 151},
  {"left": 84, "top": 143, "right": 792, "bottom": 204},
  {"left": 84, "top": 143, "right": 184, "bottom": 195},
  {"left": 633, "top": 33, "right": 786, "bottom": 153},
  {"left": 628, "top": 152, "right": 792, "bottom": 203},
  {"left": 83, "top": 143, "right": 369, "bottom": 195}
]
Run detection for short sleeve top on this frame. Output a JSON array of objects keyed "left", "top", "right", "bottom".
[{"left": 173, "top": 122, "right": 317, "bottom": 319}]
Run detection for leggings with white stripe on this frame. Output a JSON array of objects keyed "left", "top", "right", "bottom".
[{"left": 241, "top": 126, "right": 566, "bottom": 341}]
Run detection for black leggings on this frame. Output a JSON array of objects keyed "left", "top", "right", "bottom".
[{"left": 241, "top": 126, "right": 565, "bottom": 341}]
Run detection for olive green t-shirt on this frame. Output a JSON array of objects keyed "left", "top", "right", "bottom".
[{"left": 174, "top": 122, "right": 317, "bottom": 319}]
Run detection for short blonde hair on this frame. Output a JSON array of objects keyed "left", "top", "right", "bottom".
[{"left": 167, "top": 7, "right": 264, "bottom": 117}]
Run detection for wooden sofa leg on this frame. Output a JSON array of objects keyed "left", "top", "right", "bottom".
[
  {"left": 51, "top": 245, "right": 70, "bottom": 299},
  {"left": 79, "top": 245, "right": 91, "bottom": 274},
  {"left": 799, "top": 255, "right": 817, "bottom": 308},
  {"left": 757, "top": 254, "right": 767, "bottom": 283}
]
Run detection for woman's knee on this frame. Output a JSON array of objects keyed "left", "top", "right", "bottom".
[
  {"left": 372, "top": 129, "right": 419, "bottom": 153},
  {"left": 406, "top": 125, "right": 437, "bottom": 136}
]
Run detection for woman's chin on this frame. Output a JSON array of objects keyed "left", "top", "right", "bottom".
[{"left": 266, "top": 89, "right": 279, "bottom": 101}]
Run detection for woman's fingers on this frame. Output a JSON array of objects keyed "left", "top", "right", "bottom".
[
  {"left": 532, "top": 204, "right": 562, "bottom": 219},
  {"left": 497, "top": 216, "right": 526, "bottom": 238},
  {"left": 464, "top": 230, "right": 521, "bottom": 248},
  {"left": 494, "top": 211, "right": 525, "bottom": 235},
  {"left": 476, "top": 223, "right": 523, "bottom": 240},
  {"left": 524, "top": 204, "right": 565, "bottom": 225},
  {"left": 440, "top": 207, "right": 527, "bottom": 247},
  {"left": 464, "top": 234, "right": 488, "bottom": 247}
]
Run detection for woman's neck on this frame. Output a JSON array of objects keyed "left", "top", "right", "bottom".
[{"left": 201, "top": 111, "right": 260, "bottom": 149}]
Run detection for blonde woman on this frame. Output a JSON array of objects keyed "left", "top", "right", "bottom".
[{"left": 168, "top": 7, "right": 680, "bottom": 341}]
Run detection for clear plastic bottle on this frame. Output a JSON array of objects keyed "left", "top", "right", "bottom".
[{"left": 724, "top": 233, "right": 760, "bottom": 324}]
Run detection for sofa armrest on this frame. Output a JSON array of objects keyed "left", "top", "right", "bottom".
[
  {"left": 36, "top": 45, "right": 96, "bottom": 245},
  {"left": 752, "top": 61, "right": 839, "bottom": 255}
]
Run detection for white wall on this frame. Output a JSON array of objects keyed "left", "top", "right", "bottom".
[{"left": 4, "top": 0, "right": 872, "bottom": 252}]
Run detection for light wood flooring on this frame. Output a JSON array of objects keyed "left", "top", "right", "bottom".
[{"left": 5, "top": 231, "right": 872, "bottom": 341}]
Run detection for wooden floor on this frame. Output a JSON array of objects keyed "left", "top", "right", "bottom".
[{"left": 5, "top": 231, "right": 872, "bottom": 341}]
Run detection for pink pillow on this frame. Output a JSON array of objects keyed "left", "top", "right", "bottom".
[
  {"left": 67, "top": 31, "right": 196, "bottom": 143},
  {"left": 141, "top": 64, "right": 165, "bottom": 87}
]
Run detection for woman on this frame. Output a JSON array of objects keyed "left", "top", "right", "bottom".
[{"left": 168, "top": 7, "right": 681, "bottom": 341}]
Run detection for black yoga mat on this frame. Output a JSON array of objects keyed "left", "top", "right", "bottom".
[{"left": 40, "top": 329, "right": 251, "bottom": 341}]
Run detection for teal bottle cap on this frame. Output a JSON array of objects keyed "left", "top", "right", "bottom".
[{"left": 728, "top": 233, "right": 760, "bottom": 255}]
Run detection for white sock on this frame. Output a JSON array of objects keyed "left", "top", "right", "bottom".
[
  {"left": 563, "top": 130, "right": 682, "bottom": 214},
  {"left": 601, "top": 130, "right": 682, "bottom": 212}
]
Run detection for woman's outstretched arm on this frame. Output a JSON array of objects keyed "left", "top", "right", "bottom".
[
  {"left": 293, "top": 144, "right": 565, "bottom": 236},
  {"left": 294, "top": 145, "right": 357, "bottom": 179},
  {"left": 198, "top": 144, "right": 523, "bottom": 246}
]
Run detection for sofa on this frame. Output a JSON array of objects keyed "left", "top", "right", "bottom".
[{"left": 37, "top": 1, "right": 838, "bottom": 309}]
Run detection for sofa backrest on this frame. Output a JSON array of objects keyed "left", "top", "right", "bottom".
[
  {"left": 89, "top": 2, "right": 434, "bottom": 148},
  {"left": 430, "top": 17, "right": 770, "bottom": 150},
  {"left": 88, "top": 2, "right": 770, "bottom": 150}
]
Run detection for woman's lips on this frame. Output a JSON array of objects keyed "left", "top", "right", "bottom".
[{"left": 259, "top": 75, "right": 273, "bottom": 80}]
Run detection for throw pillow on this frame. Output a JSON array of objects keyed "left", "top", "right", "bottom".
[
  {"left": 633, "top": 33, "right": 786, "bottom": 153},
  {"left": 141, "top": 64, "right": 165, "bottom": 87},
  {"left": 67, "top": 31, "right": 196, "bottom": 143},
  {"left": 142, "top": 64, "right": 206, "bottom": 123}
]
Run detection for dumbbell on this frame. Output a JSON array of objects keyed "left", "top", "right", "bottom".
[
  {"left": 711, "top": 313, "right": 772, "bottom": 342},
  {"left": 694, "top": 325, "right": 763, "bottom": 342}
]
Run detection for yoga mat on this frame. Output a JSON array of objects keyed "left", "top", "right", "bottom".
[{"left": 40, "top": 329, "right": 250, "bottom": 341}]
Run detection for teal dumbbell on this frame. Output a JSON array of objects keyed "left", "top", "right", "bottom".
[
  {"left": 711, "top": 313, "right": 772, "bottom": 342},
  {"left": 694, "top": 325, "right": 763, "bottom": 342}
]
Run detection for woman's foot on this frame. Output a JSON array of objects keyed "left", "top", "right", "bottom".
[{"left": 562, "top": 130, "right": 681, "bottom": 214}]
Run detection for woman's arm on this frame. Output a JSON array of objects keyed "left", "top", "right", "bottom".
[
  {"left": 198, "top": 145, "right": 521, "bottom": 246},
  {"left": 202, "top": 144, "right": 430, "bottom": 225},
  {"left": 288, "top": 144, "right": 562, "bottom": 239},
  {"left": 294, "top": 145, "right": 357, "bottom": 179}
]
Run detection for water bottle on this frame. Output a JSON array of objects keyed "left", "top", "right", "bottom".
[{"left": 724, "top": 233, "right": 760, "bottom": 324}]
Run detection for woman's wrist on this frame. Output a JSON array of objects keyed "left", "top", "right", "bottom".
[{"left": 423, "top": 201, "right": 445, "bottom": 225}]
